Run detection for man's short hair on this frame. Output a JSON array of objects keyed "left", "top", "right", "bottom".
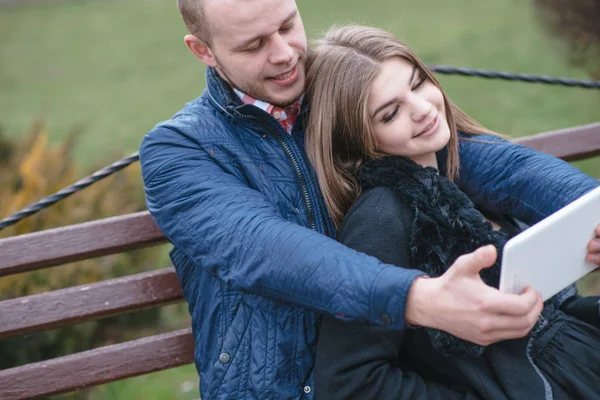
[{"left": 177, "top": 0, "right": 211, "bottom": 44}]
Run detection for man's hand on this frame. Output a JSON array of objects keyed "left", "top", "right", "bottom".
[
  {"left": 405, "top": 245, "right": 543, "bottom": 346},
  {"left": 586, "top": 224, "right": 600, "bottom": 266}
]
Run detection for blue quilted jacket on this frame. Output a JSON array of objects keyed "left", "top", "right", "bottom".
[{"left": 140, "top": 67, "right": 598, "bottom": 399}]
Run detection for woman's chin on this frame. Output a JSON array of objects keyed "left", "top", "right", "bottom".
[{"left": 432, "top": 127, "right": 452, "bottom": 152}]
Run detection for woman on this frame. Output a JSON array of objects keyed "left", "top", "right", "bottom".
[{"left": 305, "top": 25, "right": 600, "bottom": 399}]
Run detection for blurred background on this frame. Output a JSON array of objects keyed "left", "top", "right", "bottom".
[{"left": 0, "top": 0, "right": 599, "bottom": 398}]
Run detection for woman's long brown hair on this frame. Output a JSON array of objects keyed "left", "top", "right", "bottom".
[{"left": 305, "top": 25, "right": 498, "bottom": 228}]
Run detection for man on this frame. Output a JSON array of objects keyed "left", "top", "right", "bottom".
[{"left": 140, "top": 0, "right": 600, "bottom": 398}]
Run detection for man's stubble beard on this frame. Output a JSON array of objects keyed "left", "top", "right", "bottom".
[{"left": 213, "top": 54, "right": 304, "bottom": 108}]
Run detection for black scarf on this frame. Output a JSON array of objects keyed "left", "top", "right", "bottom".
[{"left": 360, "top": 156, "right": 509, "bottom": 358}]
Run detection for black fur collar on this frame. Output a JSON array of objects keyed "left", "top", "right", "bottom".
[{"left": 360, "top": 156, "right": 509, "bottom": 357}]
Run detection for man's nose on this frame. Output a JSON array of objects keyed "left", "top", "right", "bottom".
[{"left": 269, "top": 34, "right": 294, "bottom": 65}]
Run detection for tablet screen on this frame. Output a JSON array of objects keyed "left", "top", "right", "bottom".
[{"left": 499, "top": 187, "right": 600, "bottom": 301}]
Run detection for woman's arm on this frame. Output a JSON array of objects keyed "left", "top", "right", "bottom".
[{"left": 315, "top": 187, "right": 477, "bottom": 400}]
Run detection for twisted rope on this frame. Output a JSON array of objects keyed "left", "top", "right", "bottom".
[
  {"left": 0, "top": 152, "right": 140, "bottom": 231},
  {"left": 1, "top": 66, "right": 599, "bottom": 232},
  {"left": 429, "top": 65, "right": 600, "bottom": 89}
]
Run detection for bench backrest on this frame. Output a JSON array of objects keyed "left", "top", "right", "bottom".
[{"left": 0, "top": 122, "right": 599, "bottom": 399}]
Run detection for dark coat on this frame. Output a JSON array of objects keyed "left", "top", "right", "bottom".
[{"left": 315, "top": 157, "right": 600, "bottom": 400}]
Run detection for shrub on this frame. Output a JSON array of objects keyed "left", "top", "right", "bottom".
[
  {"left": 535, "top": 0, "right": 600, "bottom": 79},
  {"left": 0, "top": 122, "right": 166, "bottom": 376}
]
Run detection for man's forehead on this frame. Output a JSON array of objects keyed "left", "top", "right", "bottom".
[{"left": 207, "top": 0, "right": 297, "bottom": 39}]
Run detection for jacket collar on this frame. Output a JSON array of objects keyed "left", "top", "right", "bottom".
[
  {"left": 205, "top": 67, "right": 309, "bottom": 130},
  {"left": 205, "top": 67, "right": 243, "bottom": 115}
]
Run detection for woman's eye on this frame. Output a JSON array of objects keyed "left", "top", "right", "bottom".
[
  {"left": 382, "top": 106, "right": 399, "bottom": 123},
  {"left": 412, "top": 75, "right": 427, "bottom": 91}
]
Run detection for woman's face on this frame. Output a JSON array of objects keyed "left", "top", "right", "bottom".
[{"left": 367, "top": 57, "right": 451, "bottom": 167}]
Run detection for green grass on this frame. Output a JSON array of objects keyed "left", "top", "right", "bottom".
[
  {"left": 0, "top": 0, "right": 598, "bottom": 173},
  {"left": 2, "top": 0, "right": 599, "bottom": 398},
  {"left": 87, "top": 364, "right": 200, "bottom": 400}
]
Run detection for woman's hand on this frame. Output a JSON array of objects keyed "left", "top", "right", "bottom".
[{"left": 586, "top": 224, "right": 600, "bottom": 266}]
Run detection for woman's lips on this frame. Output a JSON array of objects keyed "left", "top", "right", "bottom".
[{"left": 415, "top": 115, "right": 440, "bottom": 138}]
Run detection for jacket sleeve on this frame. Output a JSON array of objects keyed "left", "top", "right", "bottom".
[
  {"left": 315, "top": 187, "right": 476, "bottom": 400},
  {"left": 457, "top": 134, "right": 599, "bottom": 226},
  {"left": 139, "top": 126, "right": 424, "bottom": 330}
]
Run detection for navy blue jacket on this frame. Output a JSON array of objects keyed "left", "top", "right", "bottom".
[{"left": 139, "top": 67, "right": 599, "bottom": 399}]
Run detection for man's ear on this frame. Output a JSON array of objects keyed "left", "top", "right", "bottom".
[{"left": 184, "top": 34, "right": 218, "bottom": 67}]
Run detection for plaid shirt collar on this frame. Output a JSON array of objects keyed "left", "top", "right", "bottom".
[{"left": 234, "top": 89, "right": 302, "bottom": 134}]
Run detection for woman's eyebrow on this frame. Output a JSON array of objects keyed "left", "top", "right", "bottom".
[
  {"left": 371, "top": 98, "right": 398, "bottom": 118},
  {"left": 371, "top": 65, "right": 417, "bottom": 118}
]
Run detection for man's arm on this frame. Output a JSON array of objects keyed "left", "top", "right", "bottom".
[
  {"left": 456, "top": 133, "right": 600, "bottom": 284},
  {"left": 142, "top": 126, "right": 543, "bottom": 344},
  {"left": 140, "top": 126, "right": 422, "bottom": 330},
  {"left": 457, "top": 134, "right": 599, "bottom": 225}
]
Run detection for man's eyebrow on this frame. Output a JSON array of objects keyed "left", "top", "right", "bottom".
[
  {"left": 233, "top": 10, "right": 298, "bottom": 51},
  {"left": 281, "top": 10, "right": 298, "bottom": 25},
  {"left": 371, "top": 98, "right": 398, "bottom": 118}
]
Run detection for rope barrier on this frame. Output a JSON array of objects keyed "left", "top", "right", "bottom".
[
  {"left": 429, "top": 65, "right": 600, "bottom": 89},
  {"left": 0, "top": 153, "right": 139, "bottom": 231},
  {"left": 1, "top": 66, "right": 599, "bottom": 231}
]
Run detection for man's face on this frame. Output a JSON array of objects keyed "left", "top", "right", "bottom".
[{"left": 204, "top": 0, "right": 307, "bottom": 107}]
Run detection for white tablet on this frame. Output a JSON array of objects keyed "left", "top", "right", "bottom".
[{"left": 499, "top": 186, "right": 600, "bottom": 301}]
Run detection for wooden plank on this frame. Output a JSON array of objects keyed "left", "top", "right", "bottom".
[
  {"left": 0, "top": 123, "right": 596, "bottom": 278},
  {"left": 513, "top": 122, "right": 600, "bottom": 161},
  {"left": 0, "top": 211, "right": 166, "bottom": 277},
  {"left": 0, "top": 268, "right": 183, "bottom": 340},
  {"left": 0, "top": 329, "right": 194, "bottom": 400}
]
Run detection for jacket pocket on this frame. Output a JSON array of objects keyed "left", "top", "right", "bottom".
[{"left": 211, "top": 299, "right": 254, "bottom": 398}]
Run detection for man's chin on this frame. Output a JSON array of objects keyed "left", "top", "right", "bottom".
[
  {"left": 271, "top": 97, "right": 303, "bottom": 108},
  {"left": 265, "top": 84, "right": 305, "bottom": 108}
]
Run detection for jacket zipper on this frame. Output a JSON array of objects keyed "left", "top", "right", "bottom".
[
  {"left": 231, "top": 110, "right": 317, "bottom": 231},
  {"left": 272, "top": 133, "right": 317, "bottom": 231}
]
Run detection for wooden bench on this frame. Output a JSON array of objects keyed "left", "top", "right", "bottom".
[{"left": 0, "top": 122, "right": 599, "bottom": 399}]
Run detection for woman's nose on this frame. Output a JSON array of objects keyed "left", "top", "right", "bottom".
[{"left": 410, "top": 96, "right": 432, "bottom": 122}]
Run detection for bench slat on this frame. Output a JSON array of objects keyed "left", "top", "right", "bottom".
[
  {"left": 0, "top": 328, "right": 194, "bottom": 400},
  {"left": 513, "top": 122, "right": 600, "bottom": 162},
  {"left": 0, "top": 211, "right": 166, "bottom": 277},
  {"left": 0, "top": 268, "right": 183, "bottom": 340},
  {"left": 0, "top": 123, "right": 597, "bottom": 278}
]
